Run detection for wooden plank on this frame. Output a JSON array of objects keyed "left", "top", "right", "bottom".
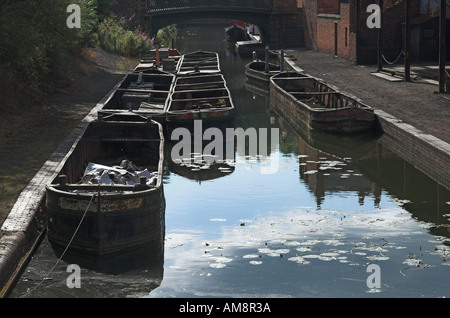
[
  {"left": 117, "top": 88, "right": 169, "bottom": 94},
  {"left": 172, "top": 96, "right": 230, "bottom": 102},
  {"left": 370, "top": 72, "right": 403, "bottom": 82}
]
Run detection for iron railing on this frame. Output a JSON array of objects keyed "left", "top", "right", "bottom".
[{"left": 147, "top": 0, "right": 273, "bottom": 12}]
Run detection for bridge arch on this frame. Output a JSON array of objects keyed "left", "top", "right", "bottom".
[
  {"left": 145, "top": 0, "right": 273, "bottom": 43},
  {"left": 147, "top": 10, "right": 271, "bottom": 44},
  {"left": 142, "top": 0, "right": 303, "bottom": 48}
]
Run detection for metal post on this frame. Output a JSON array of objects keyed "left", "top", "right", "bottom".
[
  {"left": 265, "top": 46, "right": 270, "bottom": 73},
  {"left": 280, "top": 50, "right": 285, "bottom": 72},
  {"left": 404, "top": 0, "right": 411, "bottom": 82},
  {"left": 156, "top": 43, "right": 160, "bottom": 67},
  {"left": 356, "top": 0, "right": 360, "bottom": 65},
  {"left": 439, "top": 0, "right": 447, "bottom": 93},
  {"left": 377, "top": 0, "right": 384, "bottom": 72}
]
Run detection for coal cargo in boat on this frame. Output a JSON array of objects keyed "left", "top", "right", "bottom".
[
  {"left": 45, "top": 115, "right": 165, "bottom": 256},
  {"left": 270, "top": 72, "right": 375, "bottom": 134},
  {"left": 97, "top": 69, "right": 175, "bottom": 123}
]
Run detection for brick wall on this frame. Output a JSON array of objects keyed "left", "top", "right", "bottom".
[
  {"left": 302, "top": 0, "right": 424, "bottom": 64},
  {"left": 270, "top": 0, "right": 305, "bottom": 48},
  {"left": 314, "top": 1, "right": 358, "bottom": 62},
  {"left": 358, "top": 0, "right": 421, "bottom": 63},
  {"left": 273, "top": 0, "right": 299, "bottom": 11},
  {"left": 302, "top": 0, "right": 318, "bottom": 49},
  {"left": 317, "top": 0, "right": 340, "bottom": 15}
]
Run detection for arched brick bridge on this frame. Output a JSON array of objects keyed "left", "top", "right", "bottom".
[{"left": 143, "top": 0, "right": 304, "bottom": 48}]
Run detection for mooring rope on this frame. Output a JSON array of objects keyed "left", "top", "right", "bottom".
[
  {"left": 381, "top": 50, "right": 405, "bottom": 65},
  {"left": 20, "top": 193, "right": 96, "bottom": 297}
]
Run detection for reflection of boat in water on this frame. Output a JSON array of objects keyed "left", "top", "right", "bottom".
[
  {"left": 270, "top": 72, "right": 376, "bottom": 134},
  {"left": 274, "top": 111, "right": 450, "bottom": 241},
  {"left": 97, "top": 69, "right": 175, "bottom": 123},
  {"left": 166, "top": 120, "right": 236, "bottom": 182},
  {"left": 166, "top": 146, "right": 236, "bottom": 182},
  {"left": 46, "top": 115, "right": 165, "bottom": 256},
  {"left": 49, "top": 203, "right": 165, "bottom": 297},
  {"left": 245, "top": 78, "right": 271, "bottom": 97},
  {"left": 166, "top": 138, "right": 236, "bottom": 182}
]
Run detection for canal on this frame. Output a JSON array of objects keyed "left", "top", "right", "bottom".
[{"left": 10, "top": 23, "right": 450, "bottom": 298}]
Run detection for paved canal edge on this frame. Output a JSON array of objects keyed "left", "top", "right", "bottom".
[{"left": 1, "top": 58, "right": 449, "bottom": 296}]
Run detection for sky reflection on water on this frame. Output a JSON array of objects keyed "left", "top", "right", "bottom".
[{"left": 150, "top": 134, "right": 450, "bottom": 298}]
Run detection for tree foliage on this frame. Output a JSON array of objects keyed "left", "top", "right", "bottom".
[
  {"left": 0, "top": 0, "right": 119, "bottom": 89},
  {"left": 92, "top": 16, "right": 153, "bottom": 57}
]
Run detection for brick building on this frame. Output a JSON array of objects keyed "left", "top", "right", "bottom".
[{"left": 301, "top": 0, "right": 449, "bottom": 64}]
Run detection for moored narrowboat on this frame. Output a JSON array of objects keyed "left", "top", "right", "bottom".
[
  {"left": 177, "top": 50, "right": 221, "bottom": 75},
  {"left": 269, "top": 72, "right": 375, "bottom": 134},
  {"left": 45, "top": 115, "right": 165, "bottom": 256},
  {"left": 225, "top": 21, "right": 249, "bottom": 42},
  {"left": 97, "top": 69, "right": 175, "bottom": 123},
  {"left": 166, "top": 73, "right": 235, "bottom": 126},
  {"left": 245, "top": 60, "right": 281, "bottom": 83}
]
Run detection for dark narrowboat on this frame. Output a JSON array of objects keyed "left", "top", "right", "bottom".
[
  {"left": 225, "top": 21, "right": 248, "bottom": 42},
  {"left": 270, "top": 72, "right": 375, "bottom": 134},
  {"left": 46, "top": 115, "right": 165, "bottom": 256},
  {"left": 97, "top": 69, "right": 175, "bottom": 123},
  {"left": 166, "top": 73, "right": 235, "bottom": 126},
  {"left": 176, "top": 50, "right": 221, "bottom": 75},
  {"left": 245, "top": 60, "right": 281, "bottom": 83},
  {"left": 135, "top": 48, "right": 181, "bottom": 73}
]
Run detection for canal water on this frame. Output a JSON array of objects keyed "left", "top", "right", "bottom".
[{"left": 10, "top": 23, "right": 450, "bottom": 298}]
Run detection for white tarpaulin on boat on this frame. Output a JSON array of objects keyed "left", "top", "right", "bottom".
[{"left": 79, "top": 160, "right": 157, "bottom": 186}]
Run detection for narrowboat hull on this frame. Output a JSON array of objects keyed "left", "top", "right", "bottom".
[
  {"left": 245, "top": 61, "right": 280, "bottom": 83},
  {"left": 46, "top": 118, "right": 165, "bottom": 256},
  {"left": 166, "top": 73, "right": 235, "bottom": 127},
  {"left": 136, "top": 48, "right": 181, "bottom": 72},
  {"left": 225, "top": 23, "right": 248, "bottom": 42},
  {"left": 176, "top": 50, "right": 221, "bottom": 75},
  {"left": 269, "top": 72, "right": 375, "bottom": 134},
  {"left": 97, "top": 69, "right": 175, "bottom": 123}
]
